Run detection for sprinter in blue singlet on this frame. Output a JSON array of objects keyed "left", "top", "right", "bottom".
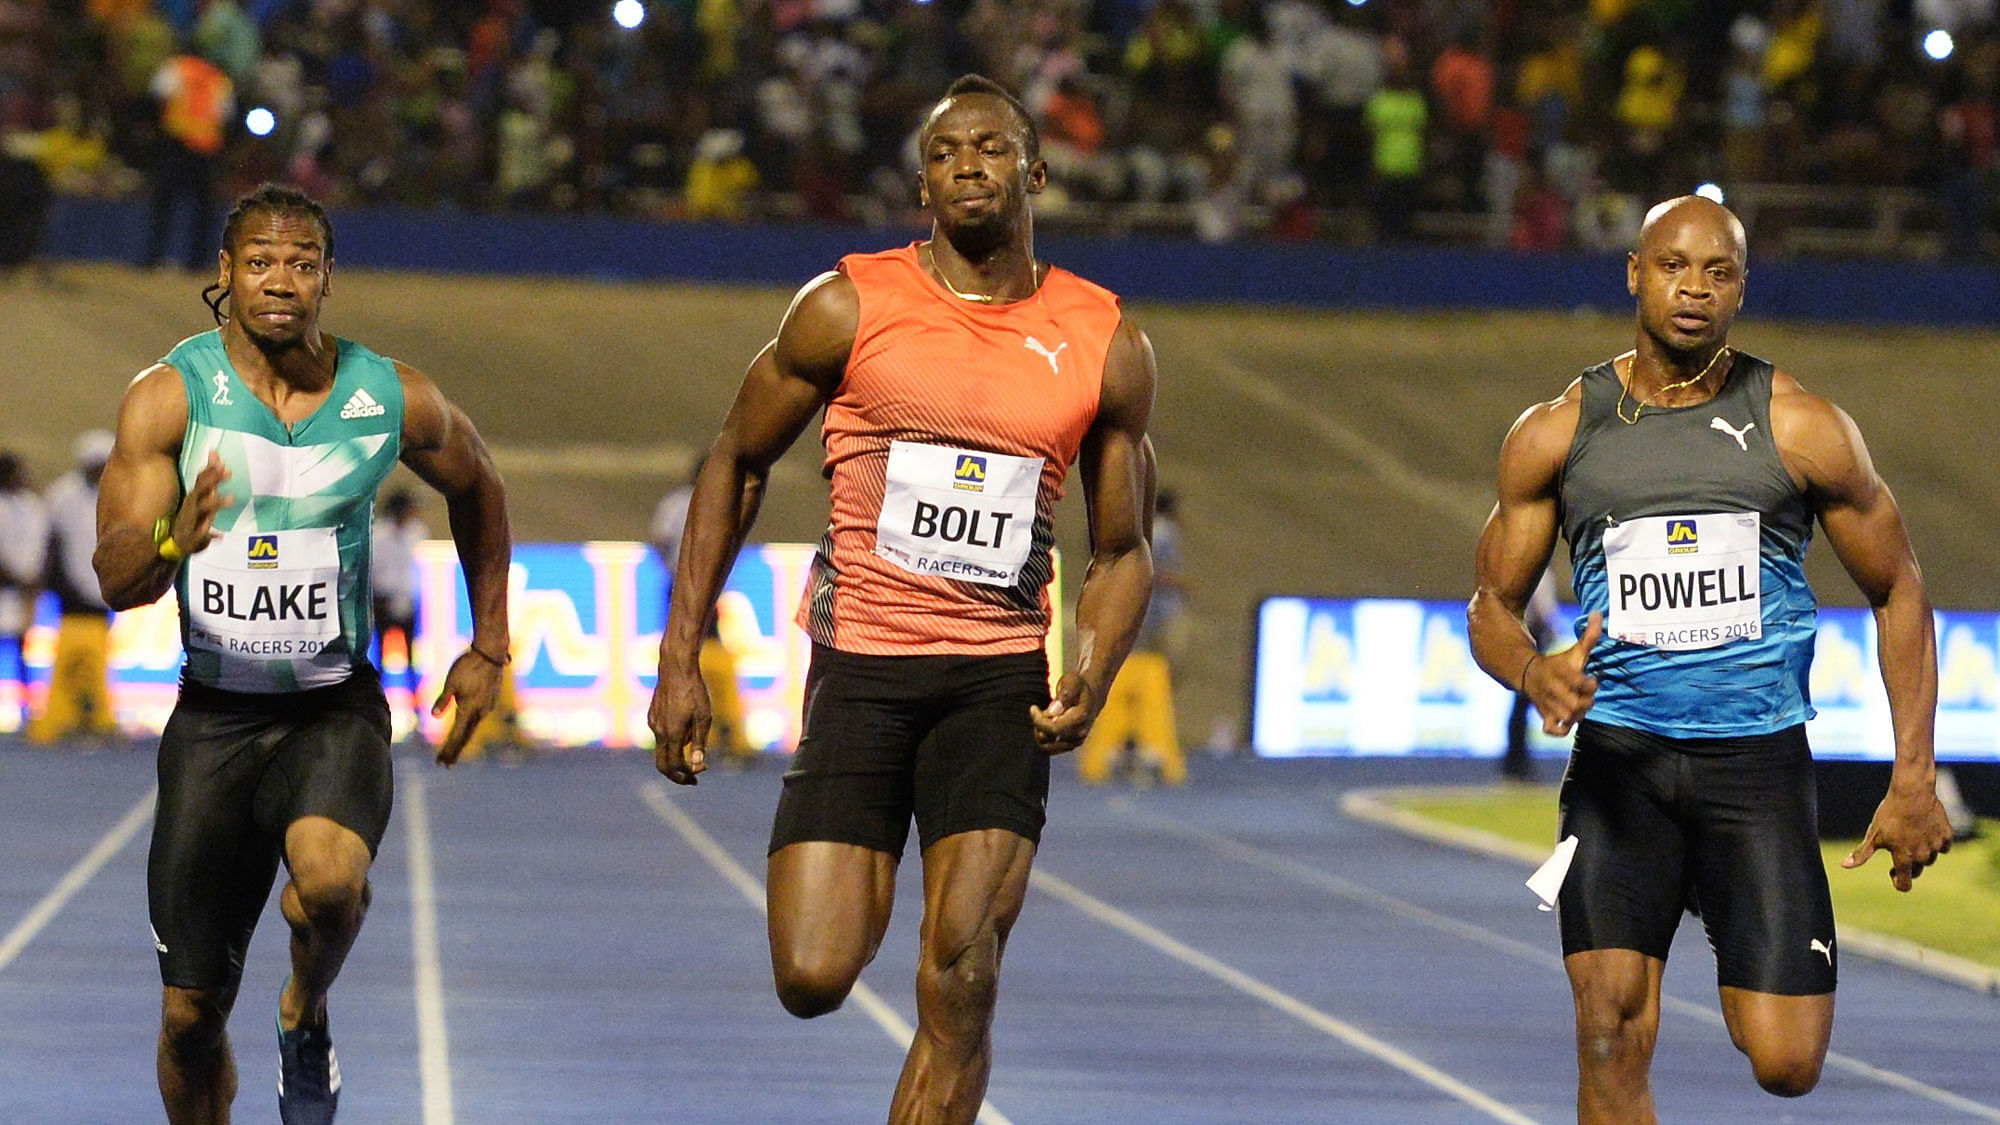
[{"left": 1467, "top": 195, "right": 1952, "bottom": 1124}]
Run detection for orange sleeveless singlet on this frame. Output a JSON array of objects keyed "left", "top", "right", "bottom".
[{"left": 796, "top": 243, "right": 1123, "bottom": 656}]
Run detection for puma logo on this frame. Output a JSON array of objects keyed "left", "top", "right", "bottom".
[
  {"left": 1023, "top": 336, "right": 1067, "bottom": 374},
  {"left": 1710, "top": 416, "right": 1755, "bottom": 451},
  {"left": 1810, "top": 937, "right": 1833, "bottom": 966}
]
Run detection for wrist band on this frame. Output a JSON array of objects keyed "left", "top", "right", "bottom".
[
  {"left": 153, "top": 517, "right": 185, "bottom": 564},
  {"left": 1518, "top": 652, "right": 1541, "bottom": 693},
  {"left": 467, "top": 642, "right": 511, "bottom": 667}
]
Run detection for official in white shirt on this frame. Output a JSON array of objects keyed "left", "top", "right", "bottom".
[
  {"left": 0, "top": 451, "right": 48, "bottom": 730},
  {"left": 29, "top": 430, "right": 118, "bottom": 743}
]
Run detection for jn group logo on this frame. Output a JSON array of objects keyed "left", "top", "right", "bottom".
[
  {"left": 1665, "top": 519, "right": 1699, "bottom": 556},
  {"left": 247, "top": 534, "right": 280, "bottom": 569},
  {"left": 953, "top": 455, "right": 988, "bottom": 492}
]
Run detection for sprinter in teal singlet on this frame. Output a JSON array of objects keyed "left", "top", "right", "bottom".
[
  {"left": 93, "top": 186, "right": 513, "bottom": 1125},
  {"left": 1468, "top": 196, "right": 1952, "bottom": 1124}
]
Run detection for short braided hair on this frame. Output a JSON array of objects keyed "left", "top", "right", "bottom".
[{"left": 202, "top": 184, "right": 336, "bottom": 325}]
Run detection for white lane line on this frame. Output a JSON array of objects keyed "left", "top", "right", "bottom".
[
  {"left": 1029, "top": 867, "right": 1546, "bottom": 1125},
  {"left": 1334, "top": 786, "right": 1549, "bottom": 866},
  {"left": 1117, "top": 799, "right": 2000, "bottom": 1123},
  {"left": 639, "top": 782, "right": 1015, "bottom": 1125},
  {"left": 402, "top": 775, "right": 455, "bottom": 1125},
  {"left": 0, "top": 788, "right": 156, "bottom": 974},
  {"left": 1113, "top": 798, "right": 1564, "bottom": 972}
]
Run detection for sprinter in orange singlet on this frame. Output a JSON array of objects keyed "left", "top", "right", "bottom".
[{"left": 649, "top": 75, "right": 1157, "bottom": 1124}]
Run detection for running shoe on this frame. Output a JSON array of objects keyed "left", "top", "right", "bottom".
[{"left": 277, "top": 1010, "right": 340, "bottom": 1125}]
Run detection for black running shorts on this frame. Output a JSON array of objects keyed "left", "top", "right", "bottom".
[
  {"left": 769, "top": 644, "right": 1052, "bottom": 858},
  {"left": 1557, "top": 719, "right": 1837, "bottom": 995},
  {"left": 148, "top": 668, "right": 393, "bottom": 990}
]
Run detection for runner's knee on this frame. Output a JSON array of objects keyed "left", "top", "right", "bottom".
[
  {"left": 773, "top": 950, "right": 862, "bottom": 1019},
  {"left": 1573, "top": 985, "right": 1656, "bottom": 1070},
  {"left": 288, "top": 859, "right": 369, "bottom": 929},
  {"left": 1576, "top": 1015, "right": 1655, "bottom": 1072},
  {"left": 286, "top": 821, "right": 371, "bottom": 915},
  {"left": 1746, "top": 1042, "right": 1823, "bottom": 1097},
  {"left": 161, "top": 987, "right": 232, "bottom": 1053},
  {"left": 919, "top": 931, "right": 1001, "bottom": 1021}
]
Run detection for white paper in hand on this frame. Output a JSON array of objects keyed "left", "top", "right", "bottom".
[{"left": 1527, "top": 835, "right": 1580, "bottom": 912}]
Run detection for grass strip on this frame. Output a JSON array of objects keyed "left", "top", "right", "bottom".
[{"left": 1397, "top": 787, "right": 2000, "bottom": 969}]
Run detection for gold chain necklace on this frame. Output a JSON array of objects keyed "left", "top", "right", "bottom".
[
  {"left": 1615, "top": 345, "right": 1733, "bottom": 425},
  {"left": 925, "top": 245, "right": 1040, "bottom": 304}
]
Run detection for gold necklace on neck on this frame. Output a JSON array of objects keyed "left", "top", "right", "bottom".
[
  {"left": 1615, "top": 345, "right": 1733, "bottom": 425},
  {"left": 926, "top": 244, "right": 1040, "bottom": 304}
]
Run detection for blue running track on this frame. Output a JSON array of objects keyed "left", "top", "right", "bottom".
[{"left": 3, "top": 745, "right": 1996, "bottom": 1124}]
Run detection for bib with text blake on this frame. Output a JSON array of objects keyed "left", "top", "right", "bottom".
[
  {"left": 876, "top": 441, "right": 1043, "bottom": 587},
  {"left": 1602, "top": 512, "right": 1762, "bottom": 651},
  {"left": 185, "top": 528, "right": 340, "bottom": 659}
]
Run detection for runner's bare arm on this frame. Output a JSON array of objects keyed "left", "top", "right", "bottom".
[
  {"left": 1774, "top": 385, "right": 1950, "bottom": 890},
  {"left": 650, "top": 271, "right": 856, "bottom": 782},
  {"left": 1031, "top": 315, "right": 1156, "bottom": 754},
  {"left": 1468, "top": 391, "right": 1602, "bottom": 734},
  {"left": 95, "top": 364, "right": 229, "bottom": 610},
  {"left": 398, "top": 361, "right": 513, "bottom": 765}
]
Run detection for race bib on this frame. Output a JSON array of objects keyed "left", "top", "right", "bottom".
[
  {"left": 1603, "top": 512, "right": 1762, "bottom": 651},
  {"left": 875, "top": 441, "right": 1043, "bottom": 587},
  {"left": 185, "top": 528, "right": 341, "bottom": 659}
]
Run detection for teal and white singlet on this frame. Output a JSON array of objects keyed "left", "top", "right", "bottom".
[
  {"left": 1560, "top": 353, "right": 1818, "bottom": 738},
  {"left": 164, "top": 330, "right": 403, "bottom": 693}
]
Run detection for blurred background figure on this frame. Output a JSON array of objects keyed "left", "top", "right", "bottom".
[
  {"left": 371, "top": 487, "right": 429, "bottom": 740},
  {"left": 1509, "top": 161, "right": 1571, "bottom": 251},
  {"left": 140, "top": 42, "right": 232, "bottom": 271},
  {"left": 1501, "top": 569, "right": 1560, "bottom": 782},
  {"left": 1080, "top": 487, "right": 1187, "bottom": 787},
  {"left": 1215, "top": 6, "right": 1298, "bottom": 236},
  {"left": 0, "top": 130, "right": 53, "bottom": 281},
  {"left": 191, "top": 0, "right": 260, "bottom": 91},
  {"left": 1366, "top": 52, "right": 1427, "bottom": 243},
  {"left": 1938, "top": 43, "right": 1998, "bottom": 261},
  {"left": 685, "top": 128, "right": 759, "bottom": 221},
  {"left": 459, "top": 559, "right": 529, "bottom": 763},
  {"left": 28, "top": 431, "right": 118, "bottom": 745},
  {"left": 651, "top": 457, "right": 754, "bottom": 764},
  {"left": 0, "top": 452, "right": 49, "bottom": 732},
  {"left": 458, "top": 659, "right": 527, "bottom": 761}
]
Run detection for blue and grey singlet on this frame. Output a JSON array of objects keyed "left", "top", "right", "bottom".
[{"left": 1560, "top": 352, "right": 1818, "bottom": 738}]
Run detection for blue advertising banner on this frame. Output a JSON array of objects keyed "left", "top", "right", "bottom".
[
  {"left": 1253, "top": 597, "right": 2000, "bottom": 761},
  {"left": 2, "top": 541, "right": 1060, "bottom": 751}
]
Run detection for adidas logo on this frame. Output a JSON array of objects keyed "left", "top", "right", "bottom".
[{"left": 338, "top": 387, "right": 386, "bottom": 420}]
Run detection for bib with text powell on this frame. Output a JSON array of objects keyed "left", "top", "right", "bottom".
[{"left": 1559, "top": 353, "right": 1818, "bottom": 739}]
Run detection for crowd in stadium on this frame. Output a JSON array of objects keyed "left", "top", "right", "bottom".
[{"left": 0, "top": 0, "right": 1993, "bottom": 251}]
